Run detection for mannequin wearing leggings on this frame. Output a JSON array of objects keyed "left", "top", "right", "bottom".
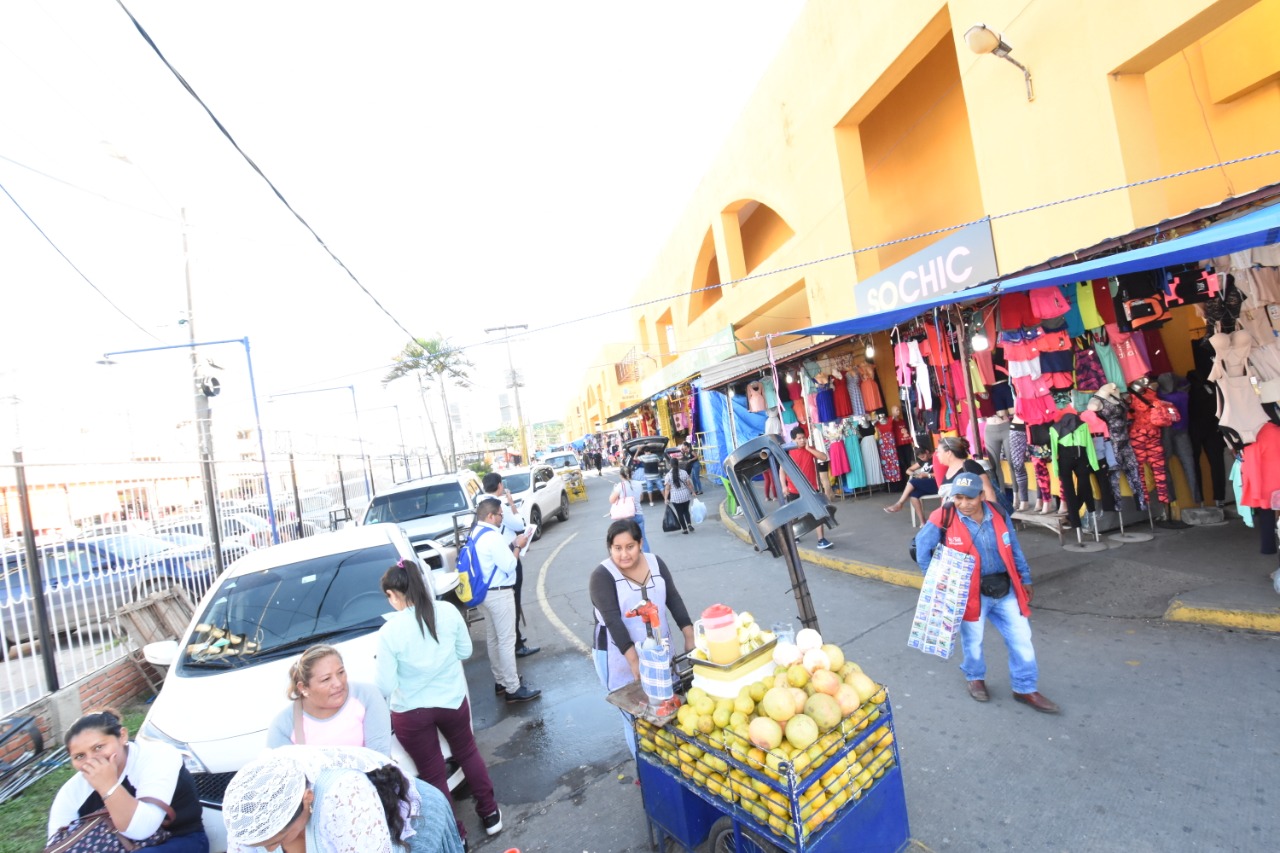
[
  {"left": 1096, "top": 392, "right": 1149, "bottom": 510},
  {"left": 1187, "top": 371, "right": 1227, "bottom": 504},
  {"left": 1007, "top": 419, "right": 1030, "bottom": 509},
  {"left": 984, "top": 415, "right": 1013, "bottom": 496}
]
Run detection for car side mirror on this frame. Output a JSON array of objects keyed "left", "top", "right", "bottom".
[{"left": 143, "top": 640, "right": 178, "bottom": 667}]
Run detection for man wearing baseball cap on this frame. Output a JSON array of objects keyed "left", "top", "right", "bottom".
[{"left": 913, "top": 471, "right": 1059, "bottom": 713}]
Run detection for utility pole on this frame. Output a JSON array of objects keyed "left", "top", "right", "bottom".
[
  {"left": 183, "top": 209, "right": 226, "bottom": 575},
  {"left": 484, "top": 324, "right": 529, "bottom": 465}
]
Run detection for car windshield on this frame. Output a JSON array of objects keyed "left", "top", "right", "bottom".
[
  {"left": 503, "top": 473, "right": 532, "bottom": 493},
  {"left": 546, "top": 456, "right": 576, "bottom": 469},
  {"left": 91, "top": 534, "right": 176, "bottom": 560},
  {"left": 364, "top": 484, "right": 467, "bottom": 523},
  {"left": 179, "top": 543, "right": 399, "bottom": 671},
  {"left": 156, "top": 532, "right": 204, "bottom": 548}
]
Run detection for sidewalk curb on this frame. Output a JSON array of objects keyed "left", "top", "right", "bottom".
[{"left": 718, "top": 500, "right": 1280, "bottom": 635}]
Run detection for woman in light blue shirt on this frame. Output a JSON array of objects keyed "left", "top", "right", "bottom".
[{"left": 375, "top": 560, "right": 503, "bottom": 847}]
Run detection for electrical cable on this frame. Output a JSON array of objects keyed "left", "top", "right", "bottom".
[
  {"left": 112, "top": 0, "right": 420, "bottom": 348},
  {"left": 0, "top": 178, "right": 162, "bottom": 341}
]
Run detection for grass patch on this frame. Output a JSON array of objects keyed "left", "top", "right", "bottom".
[{"left": 0, "top": 707, "right": 147, "bottom": 853}]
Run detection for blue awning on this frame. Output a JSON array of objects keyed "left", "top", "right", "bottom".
[{"left": 791, "top": 201, "right": 1280, "bottom": 337}]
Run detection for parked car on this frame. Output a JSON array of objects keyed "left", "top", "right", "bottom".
[
  {"left": 494, "top": 463, "right": 570, "bottom": 541},
  {"left": 153, "top": 513, "right": 272, "bottom": 554},
  {"left": 65, "top": 533, "right": 222, "bottom": 603},
  {"left": 151, "top": 531, "right": 248, "bottom": 567},
  {"left": 135, "top": 524, "right": 465, "bottom": 853},
  {"left": 541, "top": 451, "right": 582, "bottom": 474},
  {"left": 360, "top": 471, "right": 484, "bottom": 554},
  {"left": 623, "top": 435, "right": 672, "bottom": 478},
  {"left": 0, "top": 545, "right": 133, "bottom": 655}
]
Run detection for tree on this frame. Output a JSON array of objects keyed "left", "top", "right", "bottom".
[{"left": 384, "top": 336, "right": 473, "bottom": 472}]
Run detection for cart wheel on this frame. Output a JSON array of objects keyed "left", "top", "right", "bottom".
[{"left": 700, "top": 816, "right": 781, "bottom": 853}]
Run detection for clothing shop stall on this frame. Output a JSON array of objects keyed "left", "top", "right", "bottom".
[{"left": 793, "top": 199, "right": 1280, "bottom": 563}]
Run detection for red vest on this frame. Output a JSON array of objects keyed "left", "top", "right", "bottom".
[{"left": 927, "top": 503, "right": 1031, "bottom": 622}]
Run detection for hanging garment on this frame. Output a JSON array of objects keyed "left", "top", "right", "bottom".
[
  {"left": 1105, "top": 324, "right": 1153, "bottom": 384},
  {"left": 761, "top": 376, "right": 779, "bottom": 409},
  {"left": 1007, "top": 423, "right": 1030, "bottom": 504},
  {"left": 1029, "top": 286, "right": 1071, "bottom": 320},
  {"left": 1093, "top": 341, "right": 1127, "bottom": 389},
  {"left": 1091, "top": 278, "right": 1118, "bottom": 325},
  {"left": 846, "top": 371, "right": 866, "bottom": 417},
  {"left": 815, "top": 385, "right": 837, "bottom": 423},
  {"left": 843, "top": 432, "right": 867, "bottom": 489},
  {"left": 1033, "top": 457, "right": 1052, "bottom": 502},
  {"left": 1051, "top": 412, "right": 1100, "bottom": 524},
  {"left": 746, "top": 382, "right": 766, "bottom": 412},
  {"left": 999, "top": 292, "right": 1038, "bottom": 330},
  {"left": 1207, "top": 330, "right": 1253, "bottom": 380},
  {"left": 985, "top": 419, "right": 1012, "bottom": 496},
  {"left": 859, "top": 363, "right": 884, "bottom": 410},
  {"left": 1240, "top": 423, "right": 1280, "bottom": 508},
  {"left": 1188, "top": 376, "right": 1226, "bottom": 503},
  {"left": 828, "top": 438, "right": 851, "bottom": 479},
  {"left": 1075, "top": 346, "right": 1108, "bottom": 391},
  {"left": 1216, "top": 376, "right": 1271, "bottom": 444},
  {"left": 1097, "top": 396, "right": 1148, "bottom": 509},
  {"left": 1076, "top": 280, "right": 1105, "bottom": 330},
  {"left": 860, "top": 434, "right": 885, "bottom": 486},
  {"left": 875, "top": 420, "right": 901, "bottom": 482},
  {"left": 1062, "top": 285, "right": 1086, "bottom": 338},
  {"left": 832, "top": 376, "right": 853, "bottom": 419},
  {"left": 1141, "top": 328, "right": 1174, "bottom": 376}
]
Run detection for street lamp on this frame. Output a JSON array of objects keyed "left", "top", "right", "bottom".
[
  {"left": 99, "top": 336, "right": 280, "bottom": 547},
  {"left": 484, "top": 324, "right": 529, "bottom": 464},
  {"left": 269, "top": 385, "right": 372, "bottom": 500}
]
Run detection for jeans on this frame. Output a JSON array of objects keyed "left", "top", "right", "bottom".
[
  {"left": 958, "top": 590, "right": 1039, "bottom": 693},
  {"left": 593, "top": 647, "right": 637, "bottom": 758},
  {"left": 152, "top": 832, "right": 209, "bottom": 853},
  {"left": 688, "top": 461, "right": 702, "bottom": 493},
  {"left": 391, "top": 699, "right": 498, "bottom": 842},
  {"left": 634, "top": 507, "right": 651, "bottom": 553}
]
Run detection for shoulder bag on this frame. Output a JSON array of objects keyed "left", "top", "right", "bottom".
[
  {"left": 43, "top": 797, "right": 176, "bottom": 853},
  {"left": 610, "top": 482, "right": 636, "bottom": 520}
]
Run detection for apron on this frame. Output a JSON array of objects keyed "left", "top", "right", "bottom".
[{"left": 591, "top": 554, "right": 672, "bottom": 691}]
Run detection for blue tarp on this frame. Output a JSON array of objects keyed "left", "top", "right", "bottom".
[
  {"left": 791, "top": 201, "right": 1280, "bottom": 337},
  {"left": 699, "top": 388, "right": 731, "bottom": 479}
]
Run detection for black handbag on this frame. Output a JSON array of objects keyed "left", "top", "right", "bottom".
[{"left": 661, "top": 503, "right": 680, "bottom": 533}]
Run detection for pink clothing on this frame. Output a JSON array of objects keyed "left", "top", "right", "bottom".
[
  {"left": 1030, "top": 286, "right": 1071, "bottom": 320},
  {"left": 1104, "top": 323, "right": 1152, "bottom": 384},
  {"left": 1081, "top": 410, "right": 1110, "bottom": 437},
  {"left": 1015, "top": 394, "right": 1058, "bottom": 425},
  {"left": 828, "top": 439, "right": 851, "bottom": 478},
  {"left": 1241, "top": 423, "right": 1280, "bottom": 508}
]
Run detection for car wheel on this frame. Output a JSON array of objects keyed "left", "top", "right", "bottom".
[
  {"left": 558, "top": 492, "right": 570, "bottom": 522},
  {"left": 529, "top": 506, "right": 543, "bottom": 541}
]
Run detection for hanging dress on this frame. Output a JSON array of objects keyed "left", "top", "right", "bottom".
[
  {"left": 832, "top": 374, "right": 853, "bottom": 419},
  {"left": 846, "top": 371, "right": 867, "bottom": 416},
  {"left": 861, "top": 434, "right": 885, "bottom": 486},
  {"left": 842, "top": 432, "right": 867, "bottom": 489},
  {"left": 874, "top": 420, "right": 901, "bottom": 482},
  {"left": 859, "top": 362, "right": 884, "bottom": 411}
]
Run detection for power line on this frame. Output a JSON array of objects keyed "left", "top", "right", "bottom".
[
  {"left": 112, "top": 0, "right": 421, "bottom": 348},
  {"left": 0, "top": 178, "right": 162, "bottom": 341}
]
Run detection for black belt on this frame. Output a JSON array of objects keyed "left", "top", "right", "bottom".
[{"left": 490, "top": 584, "right": 515, "bottom": 591}]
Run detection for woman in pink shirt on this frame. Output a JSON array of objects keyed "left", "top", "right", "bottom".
[{"left": 267, "top": 645, "right": 392, "bottom": 756}]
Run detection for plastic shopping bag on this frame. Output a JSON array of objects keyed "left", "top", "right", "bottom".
[{"left": 690, "top": 498, "right": 707, "bottom": 525}]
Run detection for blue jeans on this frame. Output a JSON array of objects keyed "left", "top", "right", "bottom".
[
  {"left": 593, "top": 648, "right": 638, "bottom": 758},
  {"left": 688, "top": 461, "right": 702, "bottom": 493},
  {"left": 634, "top": 509, "right": 651, "bottom": 553},
  {"left": 152, "top": 831, "right": 210, "bottom": 853},
  {"left": 958, "top": 591, "right": 1038, "bottom": 693}
]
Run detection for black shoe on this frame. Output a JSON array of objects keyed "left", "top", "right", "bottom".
[
  {"left": 515, "top": 645, "right": 540, "bottom": 658},
  {"left": 495, "top": 679, "right": 521, "bottom": 695},
  {"left": 482, "top": 808, "right": 503, "bottom": 836},
  {"left": 505, "top": 685, "right": 542, "bottom": 703}
]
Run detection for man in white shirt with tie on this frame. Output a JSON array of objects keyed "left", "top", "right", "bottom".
[
  {"left": 473, "top": 497, "right": 541, "bottom": 703},
  {"left": 481, "top": 472, "right": 540, "bottom": 659}
]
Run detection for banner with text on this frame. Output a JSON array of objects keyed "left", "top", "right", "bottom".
[{"left": 852, "top": 220, "right": 998, "bottom": 318}]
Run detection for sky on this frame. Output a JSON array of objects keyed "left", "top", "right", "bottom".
[{"left": 0, "top": 0, "right": 807, "bottom": 458}]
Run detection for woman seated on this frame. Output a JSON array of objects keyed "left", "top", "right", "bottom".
[
  {"left": 48, "top": 708, "right": 208, "bottom": 852},
  {"left": 267, "top": 644, "right": 392, "bottom": 756},
  {"left": 886, "top": 439, "right": 996, "bottom": 519},
  {"left": 223, "top": 744, "right": 463, "bottom": 853},
  {"left": 884, "top": 446, "right": 938, "bottom": 519}
]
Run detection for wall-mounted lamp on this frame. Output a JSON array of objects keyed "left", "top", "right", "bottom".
[
  {"left": 864, "top": 340, "right": 875, "bottom": 360},
  {"left": 785, "top": 373, "right": 795, "bottom": 384},
  {"left": 964, "top": 23, "right": 1034, "bottom": 101},
  {"left": 971, "top": 330, "right": 990, "bottom": 352}
]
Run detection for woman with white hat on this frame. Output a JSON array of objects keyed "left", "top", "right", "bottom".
[{"left": 222, "top": 744, "right": 464, "bottom": 853}]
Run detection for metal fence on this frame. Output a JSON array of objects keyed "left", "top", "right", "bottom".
[{"left": 0, "top": 449, "right": 440, "bottom": 717}]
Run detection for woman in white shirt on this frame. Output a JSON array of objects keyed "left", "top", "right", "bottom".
[
  {"left": 47, "top": 708, "right": 208, "bottom": 852},
  {"left": 376, "top": 560, "right": 503, "bottom": 847}
]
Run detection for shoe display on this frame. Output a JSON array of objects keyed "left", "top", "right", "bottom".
[
  {"left": 1013, "top": 691, "right": 1061, "bottom": 714},
  {"left": 966, "top": 680, "right": 990, "bottom": 702},
  {"left": 515, "top": 645, "right": 540, "bottom": 658},
  {"left": 816, "top": 538, "right": 833, "bottom": 549},
  {"left": 504, "top": 685, "right": 542, "bottom": 703},
  {"left": 482, "top": 808, "right": 503, "bottom": 836}
]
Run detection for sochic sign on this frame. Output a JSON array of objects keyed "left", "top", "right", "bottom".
[{"left": 853, "top": 219, "right": 998, "bottom": 317}]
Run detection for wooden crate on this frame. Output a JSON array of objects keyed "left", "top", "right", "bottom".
[{"left": 116, "top": 588, "right": 195, "bottom": 647}]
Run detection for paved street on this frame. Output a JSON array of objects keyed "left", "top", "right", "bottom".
[{"left": 456, "top": 472, "right": 1280, "bottom": 852}]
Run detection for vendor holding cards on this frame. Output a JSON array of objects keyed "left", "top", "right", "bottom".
[{"left": 913, "top": 471, "right": 1060, "bottom": 715}]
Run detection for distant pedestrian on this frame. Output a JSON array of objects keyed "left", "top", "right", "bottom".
[
  {"left": 663, "top": 459, "right": 695, "bottom": 533},
  {"left": 679, "top": 437, "right": 703, "bottom": 495},
  {"left": 782, "top": 426, "right": 833, "bottom": 549},
  {"left": 913, "top": 472, "right": 1059, "bottom": 714},
  {"left": 610, "top": 466, "right": 650, "bottom": 553},
  {"left": 594, "top": 451, "right": 604, "bottom": 476},
  {"left": 639, "top": 451, "right": 663, "bottom": 506}
]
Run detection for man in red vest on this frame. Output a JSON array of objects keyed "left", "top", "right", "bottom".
[{"left": 913, "top": 472, "right": 1060, "bottom": 713}]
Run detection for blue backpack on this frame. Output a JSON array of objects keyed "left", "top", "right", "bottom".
[{"left": 455, "top": 527, "right": 499, "bottom": 608}]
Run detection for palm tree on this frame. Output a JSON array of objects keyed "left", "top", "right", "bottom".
[{"left": 384, "top": 336, "right": 472, "bottom": 472}]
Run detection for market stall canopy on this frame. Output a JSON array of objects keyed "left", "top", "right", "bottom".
[
  {"left": 605, "top": 400, "right": 646, "bottom": 423},
  {"left": 791, "top": 200, "right": 1280, "bottom": 337},
  {"left": 695, "top": 336, "right": 849, "bottom": 391}
]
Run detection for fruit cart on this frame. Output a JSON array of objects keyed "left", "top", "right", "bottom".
[{"left": 612, "top": 675, "right": 910, "bottom": 853}]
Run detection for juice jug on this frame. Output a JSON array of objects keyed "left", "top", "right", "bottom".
[{"left": 696, "top": 603, "right": 739, "bottom": 664}]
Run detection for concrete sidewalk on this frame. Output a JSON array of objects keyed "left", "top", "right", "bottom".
[{"left": 718, "top": 483, "right": 1280, "bottom": 634}]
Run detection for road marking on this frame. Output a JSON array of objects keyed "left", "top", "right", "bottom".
[{"left": 535, "top": 531, "right": 591, "bottom": 654}]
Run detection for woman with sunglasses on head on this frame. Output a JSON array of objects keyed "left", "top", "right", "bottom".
[
  {"left": 374, "top": 559, "right": 503, "bottom": 847},
  {"left": 48, "top": 708, "right": 208, "bottom": 852},
  {"left": 223, "top": 744, "right": 463, "bottom": 853},
  {"left": 267, "top": 644, "right": 392, "bottom": 756}
]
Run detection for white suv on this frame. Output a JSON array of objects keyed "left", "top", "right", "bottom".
[
  {"left": 360, "top": 471, "right": 484, "bottom": 558},
  {"left": 136, "top": 524, "right": 464, "bottom": 853},
  {"left": 494, "top": 463, "right": 569, "bottom": 541}
]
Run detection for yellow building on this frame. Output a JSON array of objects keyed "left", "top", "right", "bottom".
[{"left": 589, "top": 0, "right": 1280, "bottom": 419}]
